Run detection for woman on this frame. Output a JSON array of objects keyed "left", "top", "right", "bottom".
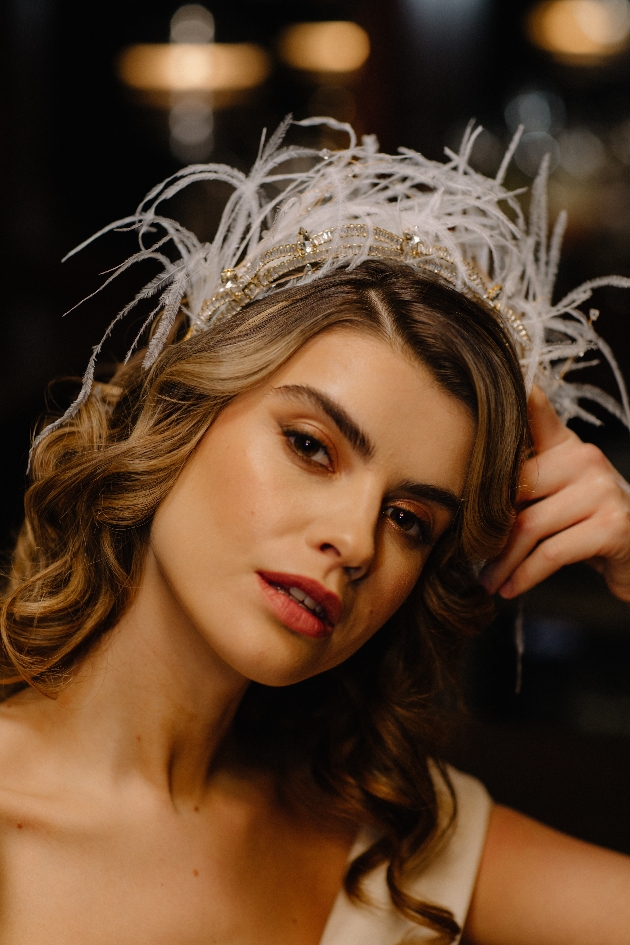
[{"left": 1, "top": 119, "right": 630, "bottom": 944}]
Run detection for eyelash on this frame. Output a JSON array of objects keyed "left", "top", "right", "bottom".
[
  {"left": 284, "top": 427, "right": 433, "bottom": 546},
  {"left": 283, "top": 428, "right": 333, "bottom": 469},
  {"left": 382, "top": 505, "right": 433, "bottom": 546}
]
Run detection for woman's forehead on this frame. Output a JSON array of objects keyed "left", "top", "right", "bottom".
[{"left": 268, "top": 327, "right": 457, "bottom": 418}]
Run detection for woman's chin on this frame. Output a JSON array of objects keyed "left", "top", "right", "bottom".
[{"left": 192, "top": 611, "right": 332, "bottom": 689}]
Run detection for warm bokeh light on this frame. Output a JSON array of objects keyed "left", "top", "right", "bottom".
[
  {"left": 117, "top": 43, "right": 271, "bottom": 93},
  {"left": 528, "top": 0, "right": 630, "bottom": 62},
  {"left": 278, "top": 21, "right": 370, "bottom": 73}
]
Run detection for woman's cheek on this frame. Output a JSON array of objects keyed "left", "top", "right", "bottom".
[{"left": 371, "top": 554, "right": 424, "bottom": 628}]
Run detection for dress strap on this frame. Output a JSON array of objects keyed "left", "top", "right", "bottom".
[{"left": 319, "top": 765, "right": 492, "bottom": 945}]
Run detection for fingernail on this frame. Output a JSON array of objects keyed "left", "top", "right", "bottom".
[{"left": 498, "top": 579, "right": 515, "bottom": 599}]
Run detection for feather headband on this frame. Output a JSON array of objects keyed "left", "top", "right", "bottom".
[{"left": 31, "top": 115, "right": 630, "bottom": 459}]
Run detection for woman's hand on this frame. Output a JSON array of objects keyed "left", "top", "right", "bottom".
[{"left": 479, "top": 385, "right": 630, "bottom": 602}]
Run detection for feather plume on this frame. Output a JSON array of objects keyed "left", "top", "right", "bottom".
[{"left": 31, "top": 117, "right": 630, "bottom": 464}]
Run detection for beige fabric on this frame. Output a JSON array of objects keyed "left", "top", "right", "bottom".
[{"left": 319, "top": 766, "right": 492, "bottom": 945}]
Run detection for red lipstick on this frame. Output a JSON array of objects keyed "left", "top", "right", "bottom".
[{"left": 257, "top": 571, "right": 343, "bottom": 639}]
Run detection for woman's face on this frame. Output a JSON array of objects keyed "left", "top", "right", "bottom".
[{"left": 150, "top": 328, "right": 474, "bottom": 686}]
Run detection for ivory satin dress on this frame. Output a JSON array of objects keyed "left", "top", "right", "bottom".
[{"left": 319, "top": 767, "right": 492, "bottom": 945}]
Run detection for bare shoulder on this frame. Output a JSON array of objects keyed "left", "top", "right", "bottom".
[
  {"left": 0, "top": 692, "right": 69, "bottom": 830},
  {"left": 0, "top": 692, "right": 106, "bottom": 940},
  {"left": 464, "top": 804, "right": 630, "bottom": 945}
]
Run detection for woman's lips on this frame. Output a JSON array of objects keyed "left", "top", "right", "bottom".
[{"left": 256, "top": 571, "right": 343, "bottom": 639}]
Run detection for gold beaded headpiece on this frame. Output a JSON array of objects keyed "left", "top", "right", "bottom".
[{"left": 196, "top": 223, "right": 529, "bottom": 349}]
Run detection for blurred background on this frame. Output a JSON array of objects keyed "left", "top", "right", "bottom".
[{"left": 1, "top": 0, "right": 630, "bottom": 851}]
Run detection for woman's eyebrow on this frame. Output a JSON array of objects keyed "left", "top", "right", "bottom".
[
  {"left": 273, "top": 384, "right": 375, "bottom": 459},
  {"left": 391, "top": 481, "right": 462, "bottom": 516}
]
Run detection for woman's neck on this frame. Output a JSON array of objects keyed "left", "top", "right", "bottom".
[{"left": 6, "top": 546, "right": 250, "bottom": 808}]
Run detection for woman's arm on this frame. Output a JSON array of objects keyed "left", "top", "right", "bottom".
[
  {"left": 463, "top": 805, "right": 630, "bottom": 945},
  {"left": 480, "top": 385, "right": 630, "bottom": 603},
  {"left": 471, "top": 392, "right": 630, "bottom": 943}
]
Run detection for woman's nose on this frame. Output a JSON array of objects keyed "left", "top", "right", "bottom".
[{"left": 308, "top": 484, "right": 379, "bottom": 578}]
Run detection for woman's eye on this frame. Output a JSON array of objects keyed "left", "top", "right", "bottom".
[
  {"left": 285, "top": 430, "right": 332, "bottom": 468},
  {"left": 383, "top": 506, "right": 431, "bottom": 544}
]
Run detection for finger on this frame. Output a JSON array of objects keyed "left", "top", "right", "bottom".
[
  {"left": 480, "top": 482, "right": 603, "bottom": 594},
  {"left": 496, "top": 517, "right": 613, "bottom": 598},
  {"left": 517, "top": 438, "right": 611, "bottom": 505},
  {"left": 527, "top": 385, "right": 572, "bottom": 454}
]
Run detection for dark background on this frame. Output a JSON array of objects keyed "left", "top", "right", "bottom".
[{"left": 2, "top": 0, "right": 630, "bottom": 852}]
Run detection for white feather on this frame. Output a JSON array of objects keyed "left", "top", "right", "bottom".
[{"left": 31, "top": 117, "right": 630, "bottom": 467}]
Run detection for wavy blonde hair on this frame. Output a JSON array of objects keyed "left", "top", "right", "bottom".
[{"left": 1, "top": 261, "right": 528, "bottom": 942}]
